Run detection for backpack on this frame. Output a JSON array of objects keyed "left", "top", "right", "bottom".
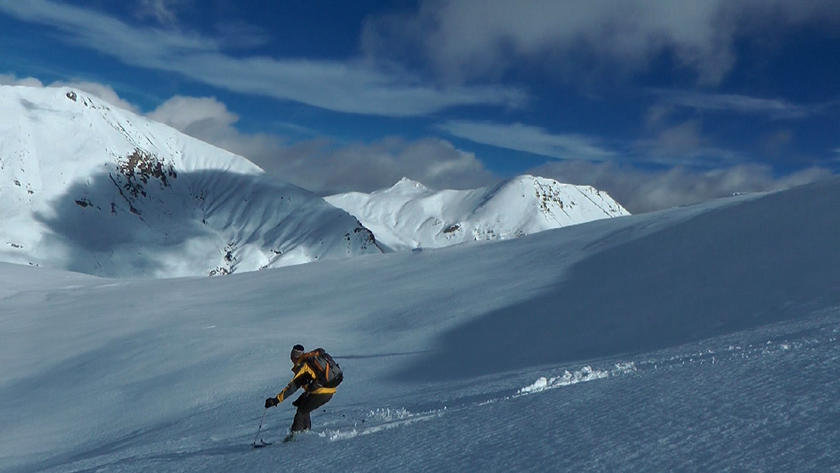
[{"left": 300, "top": 348, "right": 343, "bottom": 388}]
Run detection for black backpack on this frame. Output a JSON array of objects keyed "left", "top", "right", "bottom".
[{"left": 300, "top": 348, "right": 343, "bottom": 388}]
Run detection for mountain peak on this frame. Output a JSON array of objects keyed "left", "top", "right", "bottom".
[
  {"left": 385, "top": 177, "right": 430, "bottom": 194},
  {"left": 380, "top": 177, "right": 432, "bottom": 196}
]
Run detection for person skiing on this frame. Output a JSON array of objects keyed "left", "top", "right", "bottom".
[{"left": 264, "top": 344, "right": 341, "bottom": 439}]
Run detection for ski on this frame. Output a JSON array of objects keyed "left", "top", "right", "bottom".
[
  {"left": 252, "top": 439, "right": 273, "bottom": 448},
  {"left": 251, "top": 433, "right": 302, "bottom": 448}
]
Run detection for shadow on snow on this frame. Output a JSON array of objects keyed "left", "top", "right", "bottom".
[
  {"left": 403, "top": 178, "right": 840, "bottom": 380},
  {"left": 31, "top": 168, "right": 351, "bottom": 277}
]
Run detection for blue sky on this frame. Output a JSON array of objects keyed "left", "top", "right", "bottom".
[{"left": 1, "top": 0, "right": 839, "bottom": 212}]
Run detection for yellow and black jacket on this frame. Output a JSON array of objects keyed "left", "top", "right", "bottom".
[{"left": 273, "top": 358, "right": 337, "bottom": 403}]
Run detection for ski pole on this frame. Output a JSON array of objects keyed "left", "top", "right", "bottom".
[{"left": 252, "top": 408, "right": 268, "bottom": 447}]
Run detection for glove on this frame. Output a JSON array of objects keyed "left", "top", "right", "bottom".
[{"left": 265, "top": 397, "right": 279, "bottom": 408}]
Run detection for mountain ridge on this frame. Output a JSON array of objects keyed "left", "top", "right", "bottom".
[
  {"left": 326, "top": 174, "right": 630, "bottom": 251},
  {"left": 0, "top": 85, "right": 380, "bottom": 278}
]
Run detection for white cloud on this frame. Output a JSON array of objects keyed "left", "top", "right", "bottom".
[
  {"left": 363, "top": 0, "right": 840, "bottom": 85},
  {"left": 146, "top": 95, "right": 288, "bottom": 174},
  {"left": 0, "top": 74, "right": 44, "bottom": 87},
  {"left": 264, "top": 137, "right": 496, "bottom": 195},
  {"left": 633, "top": 120, "right": 742, "bottom": 167},
  {"left": 644, "top": 121, "right": 706, "bottom": 157},
  {"left": 439, "top": 120, "right": 614, "bottom": 161},
  {"left": 635, "top": 110, "right": 745, "bottom": 168},
  {"left": 0, "top": 0, "right": 525, "bottom": 116},
  {"left": 148, "top": 96, "right": 238, "bottom": 134}
]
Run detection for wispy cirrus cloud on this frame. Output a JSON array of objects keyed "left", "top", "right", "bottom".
[
  {"left": 654, "top": 90, "right": 822, "bottom": 119},
  {"left": 0, "top": 0, "right": 525, "bottom": 117},
  {"left": 438, "top": 120, "right": 615, "bottom": 161},
  {"left": 135, "top": 0, "right": 184, "bottom": 26}
]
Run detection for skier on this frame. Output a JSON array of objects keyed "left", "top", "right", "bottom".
[{"left": 264, "top": 344, "right": 342, "bottom": 439}]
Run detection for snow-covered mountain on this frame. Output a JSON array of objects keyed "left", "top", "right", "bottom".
[
  {"left": 0, "top": 85, "right": 380, "bottom": 278},
  {"left": 325, "top": 175, "right": 629, "bottom": 250}
]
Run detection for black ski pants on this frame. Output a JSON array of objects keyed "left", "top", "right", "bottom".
[{"left": 291, "top": 392, "right": 333, "bottom": 432}]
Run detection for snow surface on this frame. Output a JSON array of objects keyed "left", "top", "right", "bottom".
[
  {"left": 0, "top": 85, "right": 380, "bottom": 278},
  {"left": 1, "top": 177, "right": 840, "bottom": 472},
  {"left": 325, "top": 175, "right": 630, "bottom": 251}
]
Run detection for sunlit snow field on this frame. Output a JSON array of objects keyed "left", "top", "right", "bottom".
[{"left": 2, "top": 178, "right": 839, "bottom": 472}]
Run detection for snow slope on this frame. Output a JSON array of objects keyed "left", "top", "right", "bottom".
[
  {"left": 0, "top": 85, "right": 380, "bottom": 278},
  {"left": 325, "top": 175, "right": 629, "bottom": 250},
  {"left": 1, "top": 178, "right": 839, "bottom": 472}
]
